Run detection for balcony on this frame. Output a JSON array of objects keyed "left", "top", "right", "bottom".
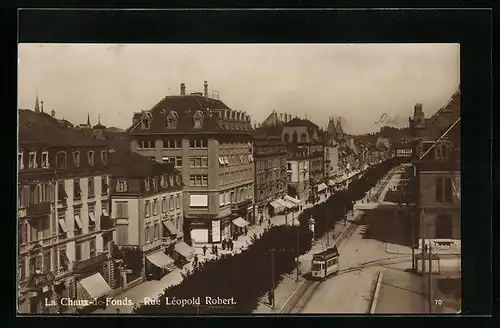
[
  {"left": 100, "top": 215, "right": 115, "bottom": 231},
  {"left": 26, "top": 202, "right": 51, "bottom": 218},
  {"left": 73, "top": 253, "right": 108, "bottom": 273},
  {"left": 27, "top": 271, "right": 55, "bottom": 289}
]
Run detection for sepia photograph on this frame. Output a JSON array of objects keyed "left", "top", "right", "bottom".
[{"left": 17, "top": 43, "right": 461, "bottom": 315}]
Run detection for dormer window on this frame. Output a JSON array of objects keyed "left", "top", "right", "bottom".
[
  {"left": 29, "top": 151, "right": 37, "bottom": 169},
  {"left": 73, "top": 151, "right": 80, "bottom": 168},
  {"left": 41, "top": 151, "right": 49, "bottom": 169},
  {"left": 101, "top": 150, "right": 108, "bottom": 165},
  {"left": 167, "top": 111, "right": 179, "bottom": 128},
  {"left": 87, "top": 150, "right": 95, "bottom": 167},
  {"left": 160, "top": 175, "right": 165, "bottom": 187},
  {"left": 169, "top": 175, "right": 174, "bottom": 186},
  {"left": 185, "top": 108, "right": 191, "bottom": 113},
  {"left": 142, "top": 119, "right": 150, "bottom": 129},
  {"left": 193, "top": 110, "right": 204, "bottom": 129},
  {"left": 176, "top": 175, "right": 181, "bottom": 186},
  {"left": 160, "top": 109, "right": 166, "bottom": 115},
  {"left": 152, "top": 177, "right": 157, "bottom": 190},
  {"left": 116, "top": 179, "right": 128, "bottom": 192},
  {"left": 56, "top": 152, "right": 67, "bottom": 169},
  {"left": 144, "top": 178, "right": 150, "bottom": 192}
]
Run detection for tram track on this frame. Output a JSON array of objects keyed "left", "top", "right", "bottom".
[{"left": 280, "top": 279, "right": 322, "bottom": 313}]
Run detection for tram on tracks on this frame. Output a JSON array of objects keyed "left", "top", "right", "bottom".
[{"left": 311, "top": 246, "right": 339, "bottom": 280}]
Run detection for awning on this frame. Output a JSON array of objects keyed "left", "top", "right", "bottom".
[
  {"left": 58, "top": 219, "right": 68, "bottom": 232},
  {"left": 89, "top": 212, "right": 96, "bottom": 222},
  {"left": 218, "top": 157, "right": 225, "bottom": 165},
  {"left": 317, "top": 183, "right": 328, "bottom": 192},
  {"left": 276, "top": 199, "right": 293, "bottom": 209},
  {"left": 146, "top": 251, "right": 175, "bottom": 269},
  {"left": 224, "top": 157, "right": 229, "bottom": 165},
  {"left": 233, "top": 217, "right": 249, "bottom": 227},
  {"left": 284, "top": 195, "right": 301, "bottom": 205},
  {"left": 102, "top": 209, "right": 109, "bottom": 217},
  {"left": 269, "top": 200, "right": 283, "bottom": 211},
  {"left": 162, "top": 220, "right": 178, "bottom": 235},
  {"left": 328, "top": 180, "right": 335, "bottom": 186},
  {"left": 174, "top": 242, "right": 195, "bottom": 259},
  {"left": 79, "top": 273, "right": 112, "bottom": 299}
]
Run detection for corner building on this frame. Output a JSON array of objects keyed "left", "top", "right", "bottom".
[
  {"left": 128, "top": 82, "right": 254, "bottom": 245},
  {"left": 18, "top": 109, "right": 115, "bottom": 313}
]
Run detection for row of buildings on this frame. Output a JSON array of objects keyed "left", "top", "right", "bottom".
[{"left": 18, "top": 81, "right": 389, "bottom": 313}]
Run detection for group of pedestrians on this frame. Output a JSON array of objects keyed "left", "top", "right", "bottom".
[{"left": 221, "top": 238, "right": 234, "bottom": 251}]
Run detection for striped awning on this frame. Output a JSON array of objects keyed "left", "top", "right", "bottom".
[{"left": 317, "top": 183, "right": 328, "bottom": 192}]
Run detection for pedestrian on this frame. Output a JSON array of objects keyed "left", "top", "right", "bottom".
[
  {"left": 259, "top": 216, "right": 263, "bottom": 226},
  {"left": 222, "top": 239, "right": 226, "bottom": 251},
  {"left": 228, "top": 239, "right": 233, "bottom": 251},
  {"left": 267, "top": 289, "right": 274, "bottom": 306},
  {"left": 244, "top": 226, "right": 248, "bottom": 235},
  {"left": 193, "top": 254, "right": 198, "bottom": 267},
  {"left": 268, "top": 218, "right": 271, "bottom": 226},
  {"left": 214, "top": 244, "right": 218, "bottom": 256},
  {"left": 202, "top": 244, "right": 207, "bottom": 256}
]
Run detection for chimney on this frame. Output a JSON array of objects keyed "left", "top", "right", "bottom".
[
  {"left": 41, "top": 101, "right": 44, "bottom": 113},
  {"left": 180, "top": 83, "right": 186, "bottom": 96},
  {"left": 51, "top": 109, "right": 56, "bottom": 118},
  {"left": 204, "top": 81, "right": 208, "bottom": 97}
]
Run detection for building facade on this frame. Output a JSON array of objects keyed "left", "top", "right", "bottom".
[
  {"left": 324, "top": 117, "right": 340, "bottom": 179},
  {"left": 410, "top": 88, "right": 461, "bottom": 242},
  {"left": 18, "top": 109, "right": 115, "bottom": 314},
  {"left": 253, "top": 112, "right": 289, "bottom": 219},
  {"left": 108, "top": 150, "right": 192, "bottom": 281},
  {"left": 127, "top": 81, "right": 254, "bottom": 245},
  {"left": 282, "top": 117, "right": 324, "bottom": 202}
]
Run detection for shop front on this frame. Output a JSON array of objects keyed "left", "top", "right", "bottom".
[
  {"left": 188, "top": 216, "right": 232, "bottom": 244},
  {"left": 144, "top": 240, "right": 176, "bottom": 281},
  {"left": 173, "top": 241, "right": 196, "bottom": 264},
  {"left": 19, "top": 271, "right": 58, "bottom": 313}
]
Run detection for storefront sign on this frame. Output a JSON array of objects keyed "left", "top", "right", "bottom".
[{"left": 212, "top": 220, "right": 221, "bottom": 243}]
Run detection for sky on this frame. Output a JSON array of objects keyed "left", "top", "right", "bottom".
[{"left": 18, "top": 43, "right": 460, "bottom": 135}]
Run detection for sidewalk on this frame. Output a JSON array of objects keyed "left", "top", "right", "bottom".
[{"left": 95, "top": 200, "right": 319, "bottom": 314}]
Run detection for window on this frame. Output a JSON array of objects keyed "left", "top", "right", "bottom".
[
  {"left": 154, "top": 222, "right": 160, "bottom": 240},
  {"left": 88, "top": 178, "right": 95, "bottom": 197},
  {"left": 101, "top": 150, "right": 108, "bottom": 165},
  {"left": 162, "top": 197, "right": 167, "bottom": 213},
  {"left": 202, "top": 175, "right": 208, "bottom": 186},
  {"left": 175, "top": 156, "right": 182, "bottom": 167},
  {"left": 167, "top": 111, "right": 178, "bottom": 128},
  {"left": 19, "top": 259, "right": 25, "bottom": 281},
  {"left": 115, "top": 201, "right": 128, "bottom": 218},
  {"left": 29, "top": 151, "right": 37, "bottom": 168},
  {"left": 435, "top": 178, "right": 443, "bottom": 202},
  {"left": 89, "top": 238, "right": 96, "bottom": 258},
  {"left": 176, "top": 195, "right": 181, "bottom": 209},
  {"left": 101, "top": 176, "right": 109, "bottom": 194},
  {"left": 116, "top": 179, "right": 128, "bottom": 192},
  {"left": 116, "top": 224, "right": 129, "bottom": 245},
  {"left": 190, "top": 175, "right": 196, "bottom": 186},
  {"left": 189, "top": 139, "right": 207, "bottom": 148},
  {"left": 88, "top": 207, "right": 96, "bottom": 231},
  {"left": 87, "top": 150, "right": 95, "bottom": 166},
  {"left": 74, "top": 209, "right": 83, "bottom": 236},
  {"left": 19, "top": 222, "right": 27, "bottom": 245},
  {"left": 142, "top": 118, "right": 150, "bottom": 130},
  {"left": 195, "top": 157, "right": 202, "bottom": 167},
  {"left": 58, "top": 246, "right": 69, "bottom": 273},
  {"left": 144, "top": 178, "right": 150, "bottom": 192},
  {"left": 73, "top": 151, "right": 80, "bottom": 167},
  {"left": 153, "top": 199, "right": 159, "bottom": 215},
  {"left": 56, "top": 152, "right": 67, "bottom": 169},
  {"left": 189, "top": 157, "right": 196, "bottom": 167},
  {"left": 41, "top": 151, "right": 49, "bottom": 168},
  {"left": 283, "top": 134, "right": 290, "bottom": 143},
  {"left": 145, "top": 201, "right": 151, "bottom": 217},
  {"left": 160, "top": 175, "right": 165, "bottom": 187},
  {"left": 300, "top": 133, "right": 307, "bottom": 143},
  {"left": 75, "top": 242, "right": 82, "bottom": 262},
  {"left": 202, "top": 157, "right": 208, "bottom": 167},
  {"left": 73, "top": 179, "right": 81, "bottom": 199},
  {"left": 444, "top": 178, "right": 453, "bottom": 203},
  {"left": 152, "top": 177, "right": 157, "bottom": 190},
  {"left": 145, "top": 225, "right": 151, "bottom": 243},
  {"left": 193, "top": 110, "right": 204, "bottom": 128},
  {"left": 169, "top": 197, "right": 175, "bottom": 210},
  {"left": 18, "top": 152, "right": 24, "bottom": 170}
]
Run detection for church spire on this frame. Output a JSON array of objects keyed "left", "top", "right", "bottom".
[
  {"left": 34, "top": 93, "right": 40, "bottom": 113},
  {"left": 87, "top": 113, "right": 91, "bottom": 127},
  {"left": 98, "top": 115, "right": 101, "bottom": 125}
]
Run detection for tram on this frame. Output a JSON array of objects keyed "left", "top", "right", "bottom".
[{"left": 311, "top": 246, "right": 339, "bottom": 280}]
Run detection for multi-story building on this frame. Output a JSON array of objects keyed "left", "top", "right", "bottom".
[
  {"left": 18, "top": 108, "right": 115, "bottom": 313},
  {"left": 253, "top": 111, "right": 289, "bottom": 219},
  {"left": 282, "top": 117, "right": 324, "bottom": 203},
  {"left": 108, "top": 148, "right": 192, "bottom": 281},
  {"left": 127, "top": 81, "right": 254, "bottom": 245},
  {"left": 324, "top": 117, "right": 340, "bottom": 180},
  {"left": 392, "top": 141, "right": 413, "bottom": 158},
  {"left": 410, "top": 88, "right": 461, "bottom": 244}
]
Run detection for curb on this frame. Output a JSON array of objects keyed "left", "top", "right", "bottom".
[
  {"left": 384, "top": 243, "right": 413, "bottom": 256},
  {"left": 370, "top": 271, "right": 384, "bottom": 314},
  {"left": 278, "top": 279, "right": 308, "bottom": 313}
]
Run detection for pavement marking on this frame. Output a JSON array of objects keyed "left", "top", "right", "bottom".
[{"left": 370, "top": 271, "right": 384, "bottom": 314}]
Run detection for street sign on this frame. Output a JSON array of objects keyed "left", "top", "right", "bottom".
[{"left": 123, "top": 269, "right": 132, "bottom": 274}]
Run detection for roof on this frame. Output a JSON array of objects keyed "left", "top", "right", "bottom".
[
  {"left": 19, "top": 109, "right": 108, "bottom": 148},
  {"left": 127, "top": 95, "right": 253, "bottom": 135},
  {"left": 108, "top": 149, "right": 180, "bottom": 178},
  {"left": 261, "top": 110, "right": 283, "bottom": 127},
  {"left": 283, "top": 117, "right": 319, "bottom": 128},
  {"left": 425, "top": 89, "right": 461, "bottom": 141}
]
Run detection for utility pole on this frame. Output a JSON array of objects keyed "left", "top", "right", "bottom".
[
  {"left": 285, "top": 208, "right": 288, "bottom": 225},
  {"left": 270, "top": 248, "right": 275, "bottom": 310},
  {"left": 421, "top": 208, "right": 426, "bottom": 295},
  {"left": 428, "top": 244, "right": 433, "bottom": 313},
  {"left": 296, "top": 229, "right": 300, "bottom": 281},
  {"left": 326, "top": 203, "right": 330, "bottom": 246},
  {"left": 411, "top": 211, "right": 415, "bottom": 271}
]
